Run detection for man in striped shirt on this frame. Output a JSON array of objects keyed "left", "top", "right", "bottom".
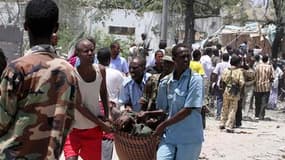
[{"left": 254, "top": 55, "right": 274, "bottom": 120}]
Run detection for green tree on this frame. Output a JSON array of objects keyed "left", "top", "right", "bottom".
[
  {"left": 81, "top": 0, "right": 241, "bottom": 44},
  {"left": 93, "top": 30, "right": 135, "bottom": 58},
  {"left": 55, "top": 0, "right": 242, "bottom": 49},
  {"left": 169, "top": 0, "right": 241, "bottom": 44}
]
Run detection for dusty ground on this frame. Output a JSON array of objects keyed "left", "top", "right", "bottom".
[
  {"left": 200, "top": 107, "right": 285, "bottom": 160},
  {"left": 60, "top": 106, "right": 285, "bottom": 160}
]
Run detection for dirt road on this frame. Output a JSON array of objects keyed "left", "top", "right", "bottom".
[
  {"left": 60, "top": 109, "right": 285, "bottom": 160},
  {"left": 200, "top": 109, "right": 285, "bottom": 160}
]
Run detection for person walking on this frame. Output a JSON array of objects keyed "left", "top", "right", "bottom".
[
  {"left": 254, "top": 55, "right": 274, "bottom": 120},
  {"left": 155, "top": 43, "right": 204, "bottom": 160},
  {"left": 242, "top": 55, "right": 255, "bottom": 119},
  {"left": 211, "top": 53, "right": 230, "bottom": 119},
  {"left": 97, "top": 47, "right": 124, "bottom": 160},
  {"left": 0, "top": 1, "right": 104, "bottom": 159},
  {"left": 268, "top": 60, "right": 283, "bottom": 109},
  {"left": 63, "top": 39, "right": 112, "bottom": 160},
  {"left": 219, "top": 55, "right": 245, "bottom": 132},
  {"left": 109, "top": 42, "right": 129, "bottom": 76}
]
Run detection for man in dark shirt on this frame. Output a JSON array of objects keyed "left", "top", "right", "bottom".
[{"left": 146, "top": 50, "right": 164, "bottom": 74}]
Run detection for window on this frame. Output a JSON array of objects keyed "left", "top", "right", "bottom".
[{"left": 109, "top": 26, "right": 135, "bottom": 35}]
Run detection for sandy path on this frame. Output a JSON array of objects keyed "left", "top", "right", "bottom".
[
  {"left": 59, "top": 109, "right": 285, "bottom": 160},
  {"left": 200, "top": 109, "right": 285, "bottom": 160}
]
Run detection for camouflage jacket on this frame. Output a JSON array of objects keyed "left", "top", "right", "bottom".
[
  {"left": 141, "top": 74, "right": 161, "bottom": 111},
  {"left": 0, "top": 45, "right": 78, "bottom": 160},
  {"left": 221, "top": 67, "right": 245, "bottom": 99}
]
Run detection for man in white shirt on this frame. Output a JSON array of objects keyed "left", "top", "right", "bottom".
[
  {"left": 200, "top": 48, "right": 214, "bottom": 108},
  {"left": 97, "top": 47, "right": 124, "bottom": 160},
  {"left": 200, "top": 48, "right": 214, "bottom": 80},
  {"left": 98, "top": 48, "right": 125, "bottom": 106},
  {"left": 211, "top": 53, "right": 231, "bottom": 119}
]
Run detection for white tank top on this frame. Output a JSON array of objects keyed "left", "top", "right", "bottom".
[{"left": 73, "top": 64, "right": 102, "bottom": 129}]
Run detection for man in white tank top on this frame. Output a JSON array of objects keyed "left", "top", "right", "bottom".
[{"left": 63, "top": 39, "right": 112, "bottom": 160}]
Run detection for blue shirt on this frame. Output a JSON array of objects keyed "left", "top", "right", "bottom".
[
  {"left": 156, "top": 69, "right": 204, "bottom": 144},
  {"left": 110, "top": 55, "right": 129, "bottom": 74},
  {"left": 119, "top": 73, "right": 151, "bottom": 112}
]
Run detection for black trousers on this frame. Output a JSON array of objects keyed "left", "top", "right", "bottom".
[
  {"left": 254, "top": 92, "right": 270, "bottom": 119},
  {"left": 201, "top": 106, "right": 206, "bottom": 129},
  {"left": 235, "top": 98, "right": 243, "bottom": 127}
]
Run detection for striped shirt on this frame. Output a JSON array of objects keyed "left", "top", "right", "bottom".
[{"left": 254, "top": 63, "right": 274, "bottom": 92}]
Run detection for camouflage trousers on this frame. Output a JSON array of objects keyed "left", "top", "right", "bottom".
[
  {"left": 203, "top": 78, "right": 213, "bottom": 106},
  {"left": 220, "top": 95, "right": 239, "bottom": 129}
]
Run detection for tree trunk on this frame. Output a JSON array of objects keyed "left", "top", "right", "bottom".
[
  {"left": 272, "top": 25, "right": 283, "bottom": 59},
  {"left": 183, "top": 0, "right": 195, "bottom": 47},
  {"left": 272, "top": 0, "right": 284, "bottom": 59}
]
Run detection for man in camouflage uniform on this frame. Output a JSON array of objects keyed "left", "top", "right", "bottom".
[
  {"left": 140, "top": 55, "right": 174, "bottom": 111},
  {"left": 242, "top": 55, "right": 255, "bottom": 119},
  {"left": 220, "top": 55, "right": 245, "bottom": 132},
  {"left": 0, "top": 0, "right": 104, "bottom": 159},
  {"left": 0, "top": 48, "right": 6, "bottom": 76}
]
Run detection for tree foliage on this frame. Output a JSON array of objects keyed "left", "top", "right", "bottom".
[{"left": 55, "top": 0, "right": 243, "bottom": 48}]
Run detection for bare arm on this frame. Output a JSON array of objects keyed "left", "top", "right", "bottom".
[
  {"left": 74, "top": 77, "right": 112, "bottom": 133},
  {"left": 138, "top": 109, "right": 166, "bottom": 117},
  {"left": 76, "top": 105, "right": 111, "bottom": 130},
  {"left": 99, "top": 65, "right": 109, "bottom": 119}
]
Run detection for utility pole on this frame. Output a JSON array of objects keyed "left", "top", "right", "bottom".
[{"left": 161, "top": 0, "right": 169, "bottom": 41}]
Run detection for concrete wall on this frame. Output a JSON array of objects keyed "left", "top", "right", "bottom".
[
  {"left": 0, "top": 2, "right": 223, "bottom": 61},
  {"left": 83, "top": 8, "right": 223, "bottom": 53},
  {"left": 84, "top": 9, "right": 162, "bottom": 52}
]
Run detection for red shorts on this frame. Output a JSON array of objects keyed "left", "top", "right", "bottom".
[{"left": 63, "top": 127, "right": 103, "bottom": 160}]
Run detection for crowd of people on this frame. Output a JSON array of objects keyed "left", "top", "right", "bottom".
[{"left": 0, "top": 0, "right": 284, "bottom": 160}]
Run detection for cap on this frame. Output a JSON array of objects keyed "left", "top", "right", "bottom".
[{"left": 162, "top": 55, "right": 174, "bottom": 63}]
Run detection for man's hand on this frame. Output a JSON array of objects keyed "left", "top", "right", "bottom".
[
  {"left": 100, "top": 121, "right": 113, "bottom": 133},
  {"left": 136, "top": 111, "right": 148, "bottom": 122},
  {"left": 125, "top": 106, "right": 133, "bottom": 112},
  {"left": 153, "top": 122, "right": 166, "bottom": 137},
  {"left": 137, "top": 111, "right": 147, "bottom": 118}
]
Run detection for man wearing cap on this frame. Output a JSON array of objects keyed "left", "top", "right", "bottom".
[
  {"left": 220, "top": 55, "right": 245, "bottom": 132},
  {"left": 140, "top": 54, "right": 175, "bottom": 111}
]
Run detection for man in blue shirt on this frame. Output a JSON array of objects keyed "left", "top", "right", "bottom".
[
  {"left": 109, "top": 42, "right": 129, "bottom": 76},
  {"left": 119, "top": 56, "right": 150, "bottom": 112},
  {"left": 155, "top": 43, "right": 204, "bottom": 160}
]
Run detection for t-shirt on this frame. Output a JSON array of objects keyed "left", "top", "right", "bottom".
[
  {"left": 106, "top": 67, "right": 124, "bottom": 105},
  {"left": 189, "top": 61, "right": 205, "bottom": 75},
  {"left": 213, "top": 61, "right": 231, "bottom": 86},
  {"left": 200, "top": 55, "right": 213, "bottom": 79},
  {"left": 110, "top": 55, "right": 129, "bottom": 74}
]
